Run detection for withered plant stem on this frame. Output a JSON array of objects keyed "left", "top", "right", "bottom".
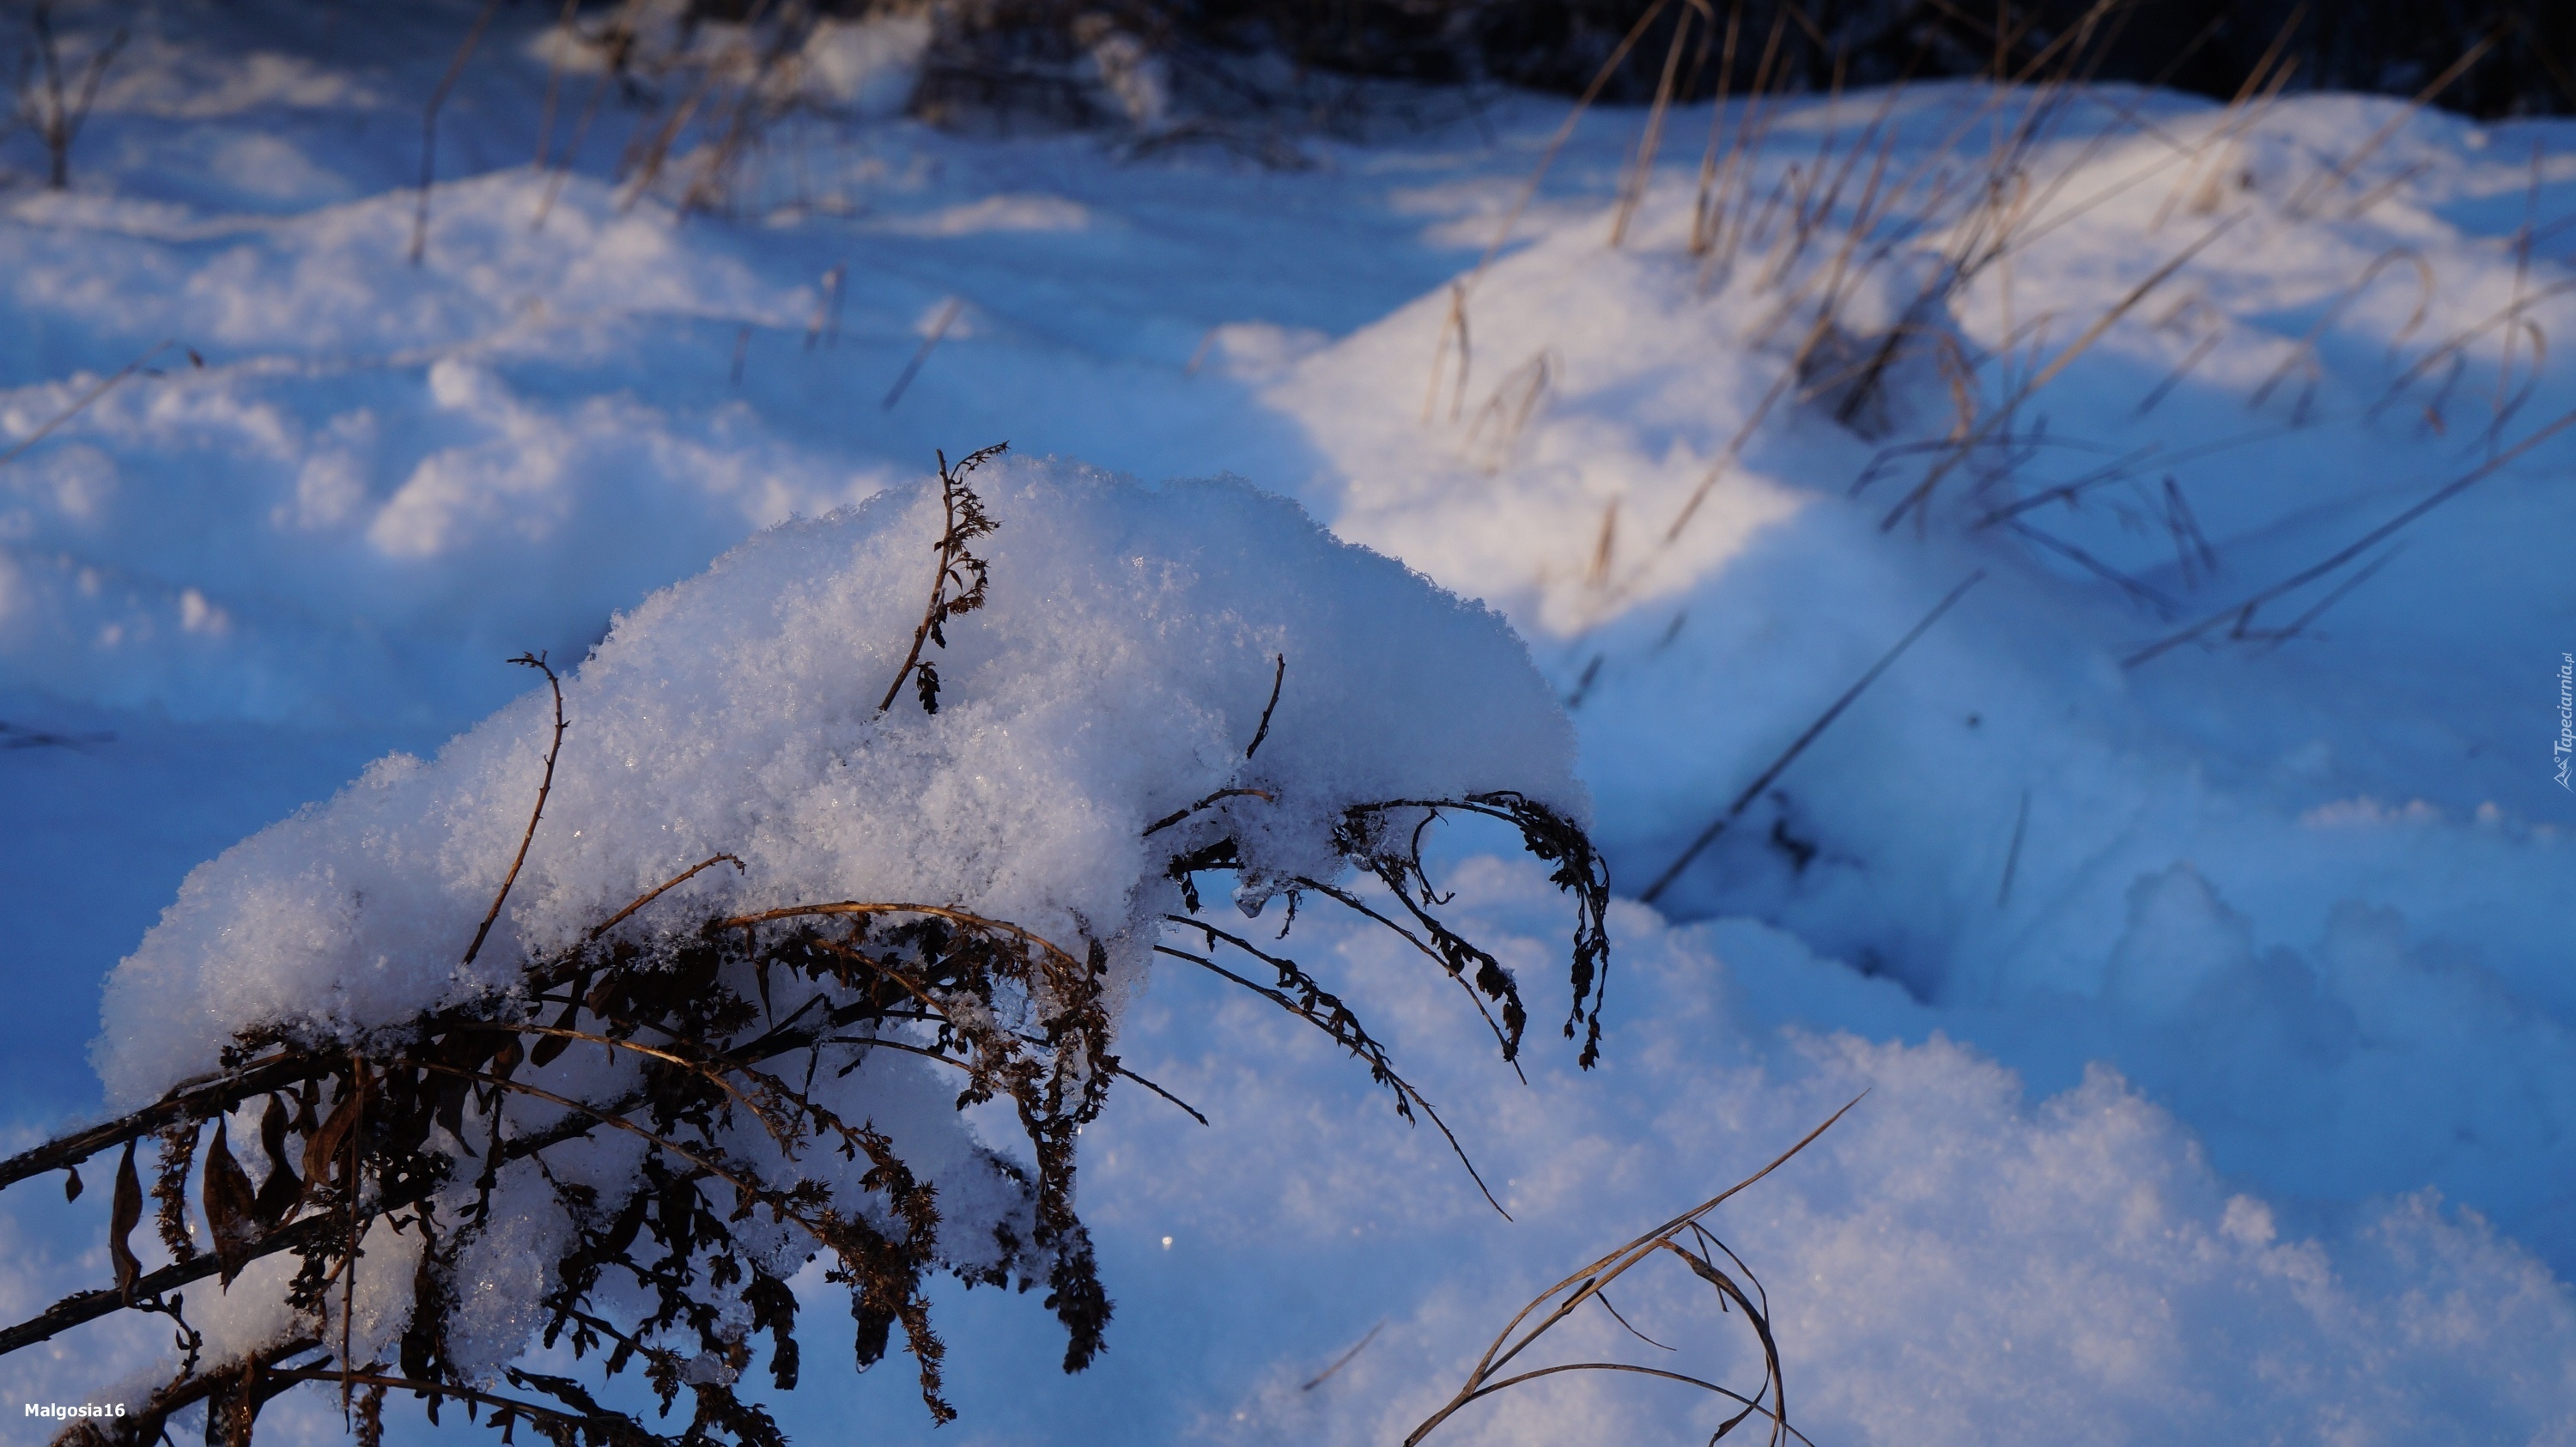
[
  {"left": 584, "top": 853, "right": 744, "bottom": 942},
  {"left": 1403, "top": 1096, "right": 1861, "bottom": 1447},
  {"left": 1245, "top": 654, "right": 1286, "bottom": 758},
  {"left": 1608, "top": 0, "right": 1698, "bottom": 248},
  {"left": 461, "top": 654, "right": 565, "bottom": 968},
  {"left": 882, "top": 299, "right": 963, "bottom": 411},
  {"left": 878, "top": 441, "right": 1004, "bottom": 714},
  {"left": 409, "top": 0, "right": 504, "bottom": 266},
  {"left": 1881, "top": 212, "right": 2244, "bottom": 531},
  {"left": 0, "top": 341, "right": 177, "bottom": 472}
]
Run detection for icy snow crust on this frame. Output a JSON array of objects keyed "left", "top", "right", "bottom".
[
  {"left": 5, "top": 1, "right": 2576, "bottom": 1438},
  {"left": 95, "top": 459, "right": 1579, "bottom": 1104}
]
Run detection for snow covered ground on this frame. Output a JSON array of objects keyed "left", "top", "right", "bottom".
[{"left": 3, "top": 0, "right": 2574, "bottom": 1439}]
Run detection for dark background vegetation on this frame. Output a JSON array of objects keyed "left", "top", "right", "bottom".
[{"left": 757, "top": 0, "right": 2574, "bottom": 119}]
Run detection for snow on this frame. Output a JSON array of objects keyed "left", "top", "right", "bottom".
[
  {"left": 3, "top": 0, "right": 2575, "bottom": 1438},
  {"left": 93, "top": 457, "right": 1582, "bottom": 1104}
]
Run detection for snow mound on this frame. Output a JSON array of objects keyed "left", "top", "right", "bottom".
[
  {"left": 732, "top": 859, "right": 2576, "bottom": 1446},
  {"left": 93, "top": 456, "right": 1582, "bottom": 1104},
  {"left": 1264, "top": 87, "right": 2576, "bottom": 1261}
]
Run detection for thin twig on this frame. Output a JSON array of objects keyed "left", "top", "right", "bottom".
[
  {"left": 1246, "top": 653, "right": 1285, "bottom": 758},
  {"left": 585, "top": 854, "right": 744, "bottom": 942},
  {"left": 882, "top": 299, "right": 963, "bottom": 410},
  {"left": 1300, "top": 1320, "right": 1384, "bottom": 1390},
  {"left": 0, "top": 341, "right": 176, "bottom": 471},
  {"left": 462, "top": 654, "right": 566, "bottom": 967},
  {"left": 409, "top": 0, "right": 506, "bottom": 265}
]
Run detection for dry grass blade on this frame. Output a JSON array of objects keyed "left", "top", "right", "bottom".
[
  {"left": 2283, "top": 27, "right": 2504, "bottom": 220},
  {"left": 0, "top": 340, "right": 179, "bottom": 472},
  {"left": 2371, "top": 277, "right": 2576, "bottom": 423},
  {"left": 2251, "top": 248, "right": 2436, "bottom": 412},
  {"left": 1403, "top": 1096, "right": 1862, "bottom": 1447},
  {"left": 2150, "top": 3, "right": 2306, "bottom": 232},
  {"left": 532, "top": 0, "right": 643, "bottom": 231},
  {"left": 408, "top": 0, "right": 505, "bottom": 266},
  {"left": 1609, "top": 0, "right": 1700, "bottom": 248},
  {"left": 1882, "top": 212, "right": 2244, "bottom": 531},
  {"left": 1300, "top": 1320, "right": 1384, "bottom": 1390},
  {"left": 460, "top": 653, "right": 566, "bottom": 967},
  {"left": 1425, "top": 0, "right": 1674, "bottom": 415},
  {"left": 2006, "top": 519, "right": 2177, "bottom": 614},
  {"left": 1686, "top": 0, "right": 1747, "bottom": 257},
  {"left": 1468, "top": 0, "right": 1672, "bottom": 287},
  {"left": 1977, "top": 418, "right": 2324, "bottom": 527},
  {"left": 883, "top": 298, "right": 963, "bottom": 411}
]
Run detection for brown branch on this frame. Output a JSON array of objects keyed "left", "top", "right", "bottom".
[
  {"left": 1244, "top": 653, "right": 1286, "bottom": 758},
  {"left": 585, "top": 854, "right": 744, "bottom": 942},
  {"left": 717, "top": 901, "right": 1085, "bottom": 976},
  {"left": 1154, "top": 930, "right": 1509, "bottom": 1219},
  {"left": 264, "top": 1368, "right": 650, "bottom": 1442},
  {"left": 1289, "top": 876, "right": 1527, "bottom": 1082},
  {"left": 0, "top": 1052, "right": 323, "bottom": 1191},
  {"left": 1143, "top": 787, "right": 1275, "bottom": 837}
]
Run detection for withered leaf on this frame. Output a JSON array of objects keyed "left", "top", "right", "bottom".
[
  {"left": 62, "top": 1166, "right": 80, "bottom": 1202},
  {"left": 108, "top": 1140, "right": 142, "bottom": 1301},
  {"left": 529, "top": 997, "right": 580, "bottom": 1068},
  {"left": 253, "top": 1093, "right": 303, "bottom": 1226},
  {"left": 200, "top": 1118, "right": 263, "bottom": 1286},
  {"left": 305, "top": 1065, "right": 368, "bottom": 1191}
]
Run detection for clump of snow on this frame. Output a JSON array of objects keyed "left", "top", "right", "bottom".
[{"left": 94, "top": 455, "right": 1581, "bottom": 1104}]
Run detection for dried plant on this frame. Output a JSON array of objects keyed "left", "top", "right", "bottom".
[
  {"left": 0, "top": 447, "right": 1619, "bottom": 1447},
  {"left": 878, "top": 440, "right": 1004, "bottom": 714},
  {"left": 1405, "top": 1097, "right": 1860, "bottom": 1447}
]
